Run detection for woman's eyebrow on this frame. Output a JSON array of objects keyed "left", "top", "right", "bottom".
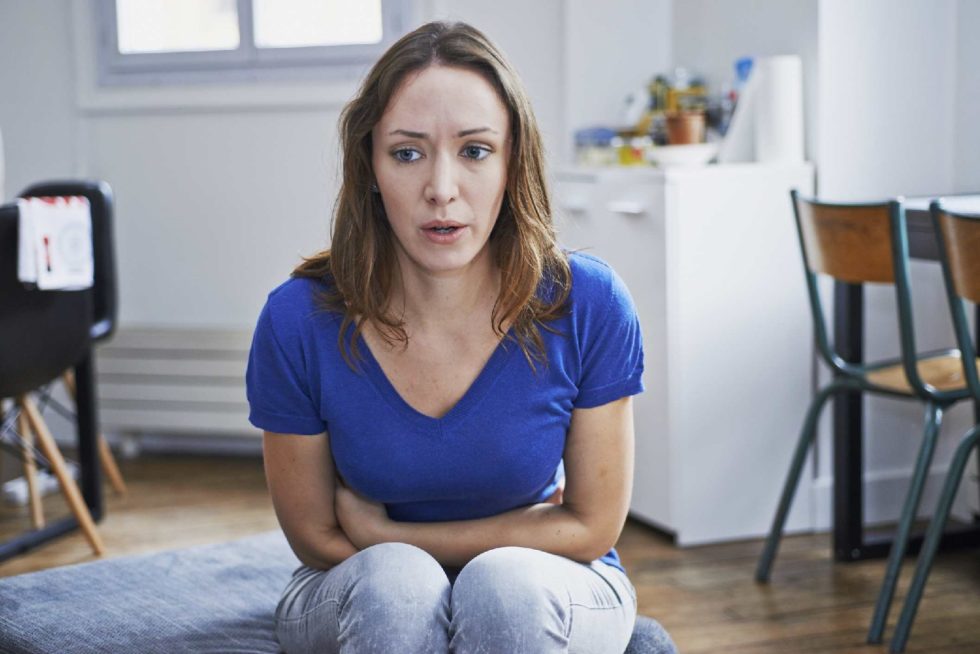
[{"left": 388, "top": 127, "right": 499, "bottom": 139}]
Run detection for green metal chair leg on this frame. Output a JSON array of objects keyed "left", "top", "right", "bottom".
[
  {"left": 756, "top": 382, "right": 845, "bottom": 583},
  {"left": 867, "top": 402, "right": 944, "bottom": 644},
  {"left": 889, "top": 423, "right": 980, "bottom": 653}
]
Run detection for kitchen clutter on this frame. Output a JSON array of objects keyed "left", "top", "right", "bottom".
[{"left": 575, "top": 55, "right": 804, "bottom": 168}]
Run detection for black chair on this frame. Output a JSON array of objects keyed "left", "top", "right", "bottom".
[
  {"left": 0, "top": 180, "right": 117, "bottom": 560},
  {"left": 18, "top": 181, "right": 128, "bottom": 496}
]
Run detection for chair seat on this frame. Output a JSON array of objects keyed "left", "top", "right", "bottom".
[{"left": 865, "top": 353, "right": 979, "bottom": 393}]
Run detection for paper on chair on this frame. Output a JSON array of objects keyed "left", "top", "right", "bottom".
[{"left": 17, "top": 196, "right": 94, "bottom": 290}]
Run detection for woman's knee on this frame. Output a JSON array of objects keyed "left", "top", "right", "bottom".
[
  {"left": 455, "top": 546, "right": 559, "bottom": 600},
  {"left": 277, "top": 543, "right": 451, "bottom": 653},
  {"left": 348, "top": 542, "right": 449, "bottom": 606},
  {"left": 451, "top": 547, "right": 569, "bottom": 648}
]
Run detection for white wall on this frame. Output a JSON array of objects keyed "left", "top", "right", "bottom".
[
  {"left": 0, "top": 1, "right": 78, "bottom": 198},
  {"left": 955, "top": 0, "right": 980, "bottom": 192},
  {"left": 562, "top": 0, "right": 672, "bottom": 162},
  {"left": 816, "top": 0, "right": 957, "bottom": 199},
  {"left": 672, "top": 0, "right": 819, "bottom": 162}
]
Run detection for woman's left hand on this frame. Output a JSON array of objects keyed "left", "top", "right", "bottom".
[{"left": 334, "top": 483, "right": 390, "bottom": 549}]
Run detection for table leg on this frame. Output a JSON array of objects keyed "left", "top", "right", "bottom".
[
  {"left": 834, "top": 282, "right": 865, "bottom": 561},
  {"left": 975, "top": 305, "right": 980, "bottom": 522},
  {"left": 830, "top": 287, "right": 980, "bottom": 564}
]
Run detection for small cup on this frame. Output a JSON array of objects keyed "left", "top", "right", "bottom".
[{"left": 665, "top": 111, "right": 706, "bottom": 145}]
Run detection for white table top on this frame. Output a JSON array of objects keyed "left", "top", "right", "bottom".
[{"left": 905, "top": 194, "right": 980, "bottom": 213}]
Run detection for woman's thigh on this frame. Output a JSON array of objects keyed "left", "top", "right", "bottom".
[
  {"left": 275, "top": 542, "right": 451, "bottom": 654},
  {"left": 450, "top": 546, "right": 637, "bottom": 654}
]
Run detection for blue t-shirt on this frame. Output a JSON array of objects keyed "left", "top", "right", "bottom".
[{"left": 245, "top": 251, "right": 644, "bottom": 571}]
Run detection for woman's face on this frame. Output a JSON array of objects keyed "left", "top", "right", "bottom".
[{"left": 371, "top": 64, "right": 511, "bottom": 277}]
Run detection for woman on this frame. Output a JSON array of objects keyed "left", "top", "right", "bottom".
[{"left": 246, "top": 20, "right": 643, "bottom": 653}]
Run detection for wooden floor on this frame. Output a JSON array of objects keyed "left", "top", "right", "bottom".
[{"left": 2, "top": 453, "right": 979, "bottom": 653}]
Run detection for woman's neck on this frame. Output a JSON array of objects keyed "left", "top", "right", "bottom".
[{"left": 392, "top": 247, "right": 500, "bottom": 334}]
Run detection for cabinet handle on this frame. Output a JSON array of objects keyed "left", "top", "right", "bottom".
[{"left": 606, "top": 200, "right": 647, "bottom": 216}]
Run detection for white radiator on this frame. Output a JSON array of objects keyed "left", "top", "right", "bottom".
[{"left": 94, "top": 327, "right": 255, "bottom": 437}]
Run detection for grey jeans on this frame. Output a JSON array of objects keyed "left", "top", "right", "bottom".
[{"left": 275, "top": 542, "right": 637, "bottom": 653}]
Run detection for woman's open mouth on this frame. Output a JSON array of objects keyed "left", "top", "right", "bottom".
[{"left": 421, "top": 222, "right": 466, "bottom": 244}]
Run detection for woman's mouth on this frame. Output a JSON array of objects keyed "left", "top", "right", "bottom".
[{"left": 421, "top": 222, "right": 466, "bottom": 243}]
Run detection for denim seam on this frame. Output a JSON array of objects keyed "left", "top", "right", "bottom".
[
  {"left": 564, "top": 586, "right": 575, "bottom": 640},
  {"left": 277, "top": 597, "right": 340, "bottom": 623},
  {"left": 568, "top": 601, "right": 626, "bottom": 611},
  {"left": 586, "top": 564, "right": 627, "bottom": 604}
]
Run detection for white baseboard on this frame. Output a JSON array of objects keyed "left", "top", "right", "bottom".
[
  {"left": 812, "top": 465, "right": 978, "bottom": 530},
  {"left": 102, "top": 430, "right": 263, "bottom": 457}
]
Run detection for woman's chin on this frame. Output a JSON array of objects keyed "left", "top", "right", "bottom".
[{"left": 403, "top": 245, "right": 491, "bottom": 278}]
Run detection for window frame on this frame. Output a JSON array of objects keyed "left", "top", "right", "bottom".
[{"left": 96, "top": 0, "right": 411, "bottom": 86}]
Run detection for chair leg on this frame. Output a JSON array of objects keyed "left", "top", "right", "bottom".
[
  {"left": 867, "top": 402, "right": 943, "bottom": 644},
  {"left": 17, "top": 407, "right": 46, "bottom": 529},
  {"left": 97, "top": 437, "right": 128, "bottom": 496},
  {"left": 756, "top": 383, "right": 841, "bottom": 583},
  {"left": 889, "top": 422, "right": 980, "bottom": 653},
  {"left": 62, "top": 370, "right": 128, "bottom": 496},
  {"left": 18, "top": 395, "right": 105, "bottom": 557}
]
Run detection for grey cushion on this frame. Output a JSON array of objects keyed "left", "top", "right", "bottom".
[{"left": 0, "top": 531, "right": 676, "bottom": 653}]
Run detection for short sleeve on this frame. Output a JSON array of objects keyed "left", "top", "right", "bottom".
[
  {"left": 573, "top": 264, "right": 645, "bottom": 409},
  {"left": 245, "top": 297, "right": 327, "bottom": 435}
]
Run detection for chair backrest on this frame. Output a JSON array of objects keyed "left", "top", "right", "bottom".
[
  {"left": 0, "top": 202, "right": 93, "bottom": 399},
  {"left": 19, "top": 180, "right": 117, "bottom": 342},
  {"left": 931, "top": 200, "right": 980, "bottom": 400},
  {"left": 790, "top": 190, "right": 934, "bottom": 397},
  {"left": 794, "top": 198, "right": 895, "bottom": 284}
]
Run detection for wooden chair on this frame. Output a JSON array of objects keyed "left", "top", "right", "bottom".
[
  {"left": 9, "top": 395, "right": 105, "bottom": 556},
  {"left": 888, "top": 201, "right": 980, "bottom": 652},
  {"left": 61, "top": 369, "right": 127, "bottom": 496},
  {"left": 754, "top": 191, "right": 980, "bottom": 645}
]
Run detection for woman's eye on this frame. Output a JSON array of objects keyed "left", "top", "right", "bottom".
[
  {"left": 392, "top": 148, "right": 422, "bottom": 163},
  {"left": 462, "top": 145, "right": 491, "bottom": 161}
]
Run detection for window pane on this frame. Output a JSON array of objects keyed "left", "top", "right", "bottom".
[
  {"left": 253, "top": 0, "right": 383, "bottom": 49},
  {"left": 116, "top": 0, "right": 240, "bottom": 54}
]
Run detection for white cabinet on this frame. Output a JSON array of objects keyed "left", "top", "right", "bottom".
[{"left": 554, "top": 163, "right": 816, "bottom": 546}]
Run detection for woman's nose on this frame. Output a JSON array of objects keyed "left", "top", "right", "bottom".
[{"left": 424, "top": 153, "right": 458, "bottom": 206}]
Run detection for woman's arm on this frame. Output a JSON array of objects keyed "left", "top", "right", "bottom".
[
  {"left": 263, "top": 431, "right": 359, "bottom": 569},
  {"left": 335, "top": 396, "right": 635, "bottom": 567}
]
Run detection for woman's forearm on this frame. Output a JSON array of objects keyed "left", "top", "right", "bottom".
[
  {"left": 374, "top": 503, "right": 614, "bottom": 568},
  {"left": 290, "top": 525, "right": 359, "bottom": 569}
]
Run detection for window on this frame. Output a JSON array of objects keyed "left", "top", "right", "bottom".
[{"left": 97, "top": 0, "right": 411, "bottom": 86}]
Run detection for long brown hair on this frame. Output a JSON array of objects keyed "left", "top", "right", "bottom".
[{"left": 293, "top": 20, "right": 570, "bottom": 368}]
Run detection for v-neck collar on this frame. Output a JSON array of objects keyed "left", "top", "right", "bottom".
[{"left": 357, "top": 329, "right": 518, "bottom": 427}]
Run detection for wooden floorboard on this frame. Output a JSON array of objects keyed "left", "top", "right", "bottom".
[{"left": 2, "top": 453, "right": 979, "bottom": 652}]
